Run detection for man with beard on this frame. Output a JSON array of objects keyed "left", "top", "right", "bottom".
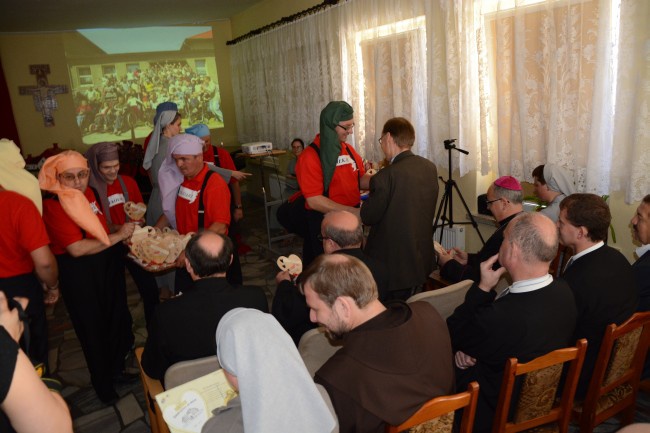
[{"left": 300, "top": 254, "right": 453, "bottom": 433}]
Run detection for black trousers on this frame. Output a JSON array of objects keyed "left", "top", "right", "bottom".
[
  {"left": 122, "top": 245, "right": 159, "bottom": 327},
  {"left": 57, "top": 245, "right": 134, "bottom": 400},
  {"left": 0, "top": 273, "right": 48, "bottom": 367}
]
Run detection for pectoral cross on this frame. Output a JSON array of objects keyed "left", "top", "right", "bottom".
[{"left": 18, "top": 64, "right": 69, "bottom": 127}]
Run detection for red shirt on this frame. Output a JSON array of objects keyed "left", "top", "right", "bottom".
[
  {"left": 43, "top": 187, "right": 110, "bottom": 255},
  {"left": 203, "top": 146, "right": 238, "bottom": 184},
  {"left": 0, "top": 191, "right": 50, "bottom": 277},
  {"left": 175, "top": 164, "right": 231, "bottom": 234},
  {"left": 106, "top": 175, "right": 144, "bottom": 225},
  {"left": 296, "top": 135, "right": 365, "bottom": 209}
]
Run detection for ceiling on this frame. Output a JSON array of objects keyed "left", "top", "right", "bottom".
[{"left": 0, "top": 0, "right": 262, "bottom": 33}]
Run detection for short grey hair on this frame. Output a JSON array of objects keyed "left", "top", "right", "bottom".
[
  {"left": 324, "top": 220, "right": 363, "bottom": 247},
  {"left": 493, "top": 184, "right": 523, "bottom": 204},
  {"left": 509, "top": 213, "right": 557, "bottom": 263}
]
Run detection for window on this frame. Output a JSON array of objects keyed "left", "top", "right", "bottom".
[
  {"left": 77, "top": 66, "right": 93, "bottom": 86},
  {"left": 102, "top": 65, "right": 116, "bottom": 77},
  {"left": 126, "top": 63, "right": 140, "bottom": 73},
  {"left": 195, "top": 59, "right": 207, "bottom": 76}
]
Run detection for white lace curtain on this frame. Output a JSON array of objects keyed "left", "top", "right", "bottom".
[{"left": 229, "top": 0, "right": 649, "bottom": 202}]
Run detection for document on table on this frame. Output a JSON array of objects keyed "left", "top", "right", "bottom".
[{"left": 155, "top": 369, "right": 237, "bottom": 433}]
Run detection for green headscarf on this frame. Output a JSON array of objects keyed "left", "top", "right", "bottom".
[{"left": 319, "top": 101, "right": 354, "bottom": 194}]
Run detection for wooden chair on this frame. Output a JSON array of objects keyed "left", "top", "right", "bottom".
[
  {"left": 571, "top": 312, "right": 650, "bottom": 432},
  {"left": 407, "top": 279, "right": 473, "bottom": 320},
  {"left": 135, "top": 347, "right": 170, "bottom": 433},
  {"left": 136, "top": 348, "right": 222, "bottom": 433},
  {"left": 492, "top": 339, "right": 587, "bottom": 433},
  {"left": 385, "top": 381, "right": 479, "bottom": 433}
]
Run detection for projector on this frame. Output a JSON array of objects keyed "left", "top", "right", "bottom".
[{"left": 241, "top": 142, "right": 273, "bottom": 155}]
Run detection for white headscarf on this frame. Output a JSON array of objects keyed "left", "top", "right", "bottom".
[
  {"left": 158, "top": 134, "right": 203, "bottom": 229},
  {"left": 143, "top": 110, "right": 177, "bottom": 170},
  {"left": 0, "top": 138, "right": 42, "bottom": 214},
  {"left": 216, "top": 308, "right": 337, "bottom": 433},
  {"left": 543, "top": 164, "right": 576, "bottom": 196}
]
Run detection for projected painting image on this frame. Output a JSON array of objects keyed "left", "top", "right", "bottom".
[{"left": 65, "top": 27, "right": 223, "bottom": 145}]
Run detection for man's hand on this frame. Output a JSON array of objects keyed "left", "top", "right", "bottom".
[
  {"left": 451, "top": 248, "right": 468, "bottom": 265},
  {"left": 231, "top": 171, "right": 251, "bottom": 181},
  {"left": 233, "top": 208, "right": 243, "bottom": 222},
  {"left": 275, "top": 270, "right": 291, "bottom": 284},
  {"left": 437, "top": 248, "right": 454, "bottom": 266},
  {"left": 175, "top": 250, "right": 187, "bottom": 268},
  {"left": 478, "top": 253, "right": 507, "bottom": 292},
  {"left": 454, "top": 351, "right": 476, "bottom": 370},
  {"left": 0, "top": 291, "right": 28, "bottom": 343},
  {"left": 117, "top": 222, "right": 136, "bottom": 241}
]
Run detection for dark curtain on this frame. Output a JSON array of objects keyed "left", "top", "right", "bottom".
[{"left": 0, "top": 56, "right": 21, "bottom": 150}]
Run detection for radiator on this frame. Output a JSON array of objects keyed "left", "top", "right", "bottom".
[{"left": 433, "top": 226, "right": 466, "bottom": 251}]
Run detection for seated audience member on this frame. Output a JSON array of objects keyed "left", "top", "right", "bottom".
[
  {"left": 0, "top": 292, "right": 73, "bottom": 433},
  {"left": 141, "top": 232, "right": 268, "bottom": 381},
  {"left": 201, "top": 308, "right": 337, "bottom": 433},
  {"left": 285, "top": 138, "right": 304, "bottom": 197},
  {"left": 301, "top": 254, "right": 454, "bottom": 433},
  {"left": 632, "top": 194, "right": 650, "bottom": 311},
  {"left": 631, "top": 195, "right": 650, "bottom": 379},
  {"left": 531, "top": 164, "right": 576, "bottom": 222},
  {"left": 438, "top": 176, "right": 524, "bottom": 283},
  {"left": 272, "top": 210, "right": 388, "bottom": 344},
  {"left": 558, "top": 193, "right": 637, "bottom": 398},
  {"left": 447, "top": 212, "right": 577, "bottom": 433}
]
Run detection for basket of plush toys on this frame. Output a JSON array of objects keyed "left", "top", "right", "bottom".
[{"left": 124, "top": 201, "right": 193, "bottom": 272}]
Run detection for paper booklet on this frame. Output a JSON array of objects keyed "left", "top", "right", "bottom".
[{"left": 155, "top": 368, "right": 238, "bottom": 433}]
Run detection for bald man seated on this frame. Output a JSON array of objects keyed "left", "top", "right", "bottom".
[
  {"left": 141, "top": 232, "right": 268, "bottom": 381},
  {"left": 272, "top": 211, "right": 388, "bottom": 344}
]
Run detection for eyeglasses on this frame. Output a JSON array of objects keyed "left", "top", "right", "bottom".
[
  {"left": 378, "top": 133, "right": 387, "bottom": 145},
  {"left": 59, "top": 170, "right": 90, "bottom": 182},
  {"left": 317, "top": 234, "right": 331, "bottom": 242},
  {"left": 336, "top": 123, "right": 355, "bottom": 132},
  {"left": 486, "top": 198, "right": 501, "bottom": 207}
]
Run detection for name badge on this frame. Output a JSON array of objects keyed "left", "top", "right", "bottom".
[
  {"left": 337, "top": 154, "right": 358, "bottom": 171},
  {"left": 108, "top": 193, "right": 125, "bottom": 207},
  {"left": 90, "top": 201, "right": 103, "bottom": 215},
  {"left": 178, "top": 186, "right": 199, "bottom": 203}
]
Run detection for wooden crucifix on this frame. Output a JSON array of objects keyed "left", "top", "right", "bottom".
[{"left": 19, "top": 64, "right": 69, "bottom": 127}]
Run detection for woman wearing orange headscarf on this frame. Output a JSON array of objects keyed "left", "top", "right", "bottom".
[{"left": 39, "top": 150, "right": 136, "bottom": 404}]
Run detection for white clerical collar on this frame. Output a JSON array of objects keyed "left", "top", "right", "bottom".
[
  {"left": 509, "top": 274, "right": 553, "bottom": 294},
  {"left": 636, "top": 244, "right": 650, "bottom": 259},
  {"left": 571, "top": 241, "right": 604, "bottom": 262}
]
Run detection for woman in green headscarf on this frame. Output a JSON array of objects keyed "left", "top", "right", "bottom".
[{"left": 294, "top": 101, "right": 371, "bottom": 265}]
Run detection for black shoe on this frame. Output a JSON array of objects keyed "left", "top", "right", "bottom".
[
  {"left": 112, "top": 371, "right": 139, "bottom": 385},
  {"left": 97, "top": 389, "right": 119, "bottom": 405}
]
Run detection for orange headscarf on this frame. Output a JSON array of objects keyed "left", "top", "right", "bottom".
[{"left": 38, "top": 150, "right": 110, "bottom": 245}]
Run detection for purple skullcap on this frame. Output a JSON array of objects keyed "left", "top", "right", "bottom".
[{"left": 494, "top": 175, "right": 522, "bottom": 191}]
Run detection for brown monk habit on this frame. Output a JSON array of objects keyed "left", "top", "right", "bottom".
[{"left": 315, "top": 302, "right": 454, "bottom": 433}]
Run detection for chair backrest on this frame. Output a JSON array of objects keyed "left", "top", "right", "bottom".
[
  {"left": 492, "top": 339, "right": 587, "bottom": 433},
  {"left": 135, "top": 347, "right": 170, "bottom": 433},
  {"left": 298, "top": 327, "right": 343, "bottom": 377},
  {"left": 164, "top": 355, "right": 221, "bottom": 389},
  {"left": 385, "top": 382, "right": 479, "bottom": 433},
  {"left": 573, "top": 312, "right": 650, "bottom": 432},
  {"left": 407, "top": 280, "right": 473, "bottom": 319}
]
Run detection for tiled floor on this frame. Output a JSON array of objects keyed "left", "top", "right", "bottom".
[
  {"left": 47, "top": 196, "right": 301, "bottom": 432},
  {"left": 46, "top": 196, "right": 650, "bottom": 432}
]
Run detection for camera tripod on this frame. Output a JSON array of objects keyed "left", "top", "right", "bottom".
[{"left": 433, "top": 139, "right": 485, "bottom": 245}]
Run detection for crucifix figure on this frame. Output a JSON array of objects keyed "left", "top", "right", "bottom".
[{"left": 19, "top": 64, "right": 69, "bottom": 127}]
